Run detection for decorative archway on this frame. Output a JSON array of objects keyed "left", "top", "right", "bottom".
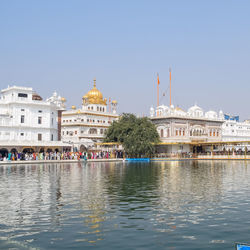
[
  {"left": 10, "top": 148, "right": 17, "bottom": 153},
  {"left": 0, "top": 148, "right": 8, "bottom": 157},
  {"left": 160, "top": 129, "right": 164, "bottom": 138},
  {"left": 23, "top": 148, "right": 34, "bottom": 154},
  {"left": 80, "top": 145, "right": 87, "bottom": 152},
  {"left": 39, "top": 148, "right": 45, "bottom": 153},
  {"left": 89, "top": 128, "right": 97, "bottom": 134}
]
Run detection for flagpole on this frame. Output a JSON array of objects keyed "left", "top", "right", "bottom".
[
  {"left": 169, "top": 68, "right": 171, "bottom": 106},
  {"left": 157, "top": 73, "right": 159, "bottom": 107}
]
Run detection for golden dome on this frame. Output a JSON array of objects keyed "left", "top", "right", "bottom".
[
  {"left": 112, "top": 100, "right": 117, "bottom": 104},
  {"left": 175, "top": 106, "right": 184, "bottom": 112},
  {"left": 71, "top": 105, "right": 76, "bottom": 110},
  {"left": 61, "top": 97, "right": 66, "bottom": 102},
  {"left": 83, "top": 79, "right": 107, "bottom": 105},
  {"left": 77, "top": 109, "right": 81, "bottom": 114}
]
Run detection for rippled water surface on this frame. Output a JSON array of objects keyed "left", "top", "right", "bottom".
[{"left": 0, "top": 161, "right": 250, "bottom": 249}]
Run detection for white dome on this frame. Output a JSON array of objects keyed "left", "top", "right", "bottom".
[
  {"left": 157, "top": 105, "right": 170, "bottom": 112},
  {"left": 219, "top": 110, "right": 224, "bottom": 119},
  {"left": 174, "top": 106, "right": 186, "bottom": 116},
  {"left": 150, "top": 106, "right": 154, "bottom": 117},
  {"left": 156, "top": 105, "right": 169, "bottom": 116},
  {"left": 188, "top": 104, "right": 203, "bottom": 112},
  {"left": 188, "top": 104, "right": 204, "bottom": 117},
  {"left": 205, "top": 110, "right": 218, "bottom": 119}
]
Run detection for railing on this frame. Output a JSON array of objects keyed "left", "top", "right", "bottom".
[{"left": 152, "top": 151, "right": 250, "bottom": 159}]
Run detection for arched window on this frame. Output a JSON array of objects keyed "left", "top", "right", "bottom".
[
  {"left": 210, "top": 130, "right": 212, "bottom": 137},
  {"left": 183, "top": 130, "right": 185, "bottom": 136},
  {"left": 217, "top": 131, "right": 219, "bottom": 137},
  {"left": 213, "top": 131, "right": 215, "bottom": 137},
  {"left": 97, "top": 107, "right": 99, "bottom": 111},
  {"left": 179, "top": 129, "right": 181, "bottom": 136},
  {"left": 160, "top": 129, "right": 164, "bottom": 137},
  {"left": 176, "top": 130, "right": 178, "bottom": 136},
  {"left": 190, "top": 130, "right": 192, "bottom": 136},
  {"left": 167, "top": 128, "right": 170, "bottom": 137},
  {"left": 89, "top": 128, "right": 97, "bottom": 134}
]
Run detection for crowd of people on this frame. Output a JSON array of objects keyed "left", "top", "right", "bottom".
[{"left": 0, "top": 150, "right": 124, "bottom": 161}]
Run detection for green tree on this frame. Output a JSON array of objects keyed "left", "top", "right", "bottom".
[{"left": 104, "top": 113, "right": 159, "bottom": 158}]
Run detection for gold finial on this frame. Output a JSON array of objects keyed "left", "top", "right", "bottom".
[{"left": 93, "top": 78, "right": 96, "bottom": 88}]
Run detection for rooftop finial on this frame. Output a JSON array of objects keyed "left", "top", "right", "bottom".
[{"left": 93, "top": 78, "right": 96, "bottom": 87}]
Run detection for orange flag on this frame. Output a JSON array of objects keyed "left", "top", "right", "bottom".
[{"left": 157, "top": 74, "right": 160, "bottom": 85}]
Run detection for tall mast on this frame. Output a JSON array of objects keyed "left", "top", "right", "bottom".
[
  {"left": 169, "top": 67, "right": 171, "bottom": 106},
  {"left": 157, "top": 73, "right": 160, "bottom": 107}
]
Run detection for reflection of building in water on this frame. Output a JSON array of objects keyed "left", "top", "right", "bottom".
[
  {"left": 62, "top": 162, "right": 112, "bottom": 243},
  {"left": 149, "top": 161, "right": 225, "bottom": 233},
  {"left": 156, "top": 161, "right": 224, "bottom": 211},
  {"left": 0, "top": 163, "right": 112, "bottom": 244},
  {"left": 0, "top": 164, "right": 64, "bottom": 229}
]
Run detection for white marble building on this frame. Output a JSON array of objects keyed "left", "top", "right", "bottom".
[
  {"left": 0, "top": 85, "right": 69, "bottom": 153},
  {"left": 150, "top": 104, "right": 224, "bottom": 141},
  {"left": 61, "top": 79, "right": 119, "bottom": 151},
  {"left": 222, "top": 119, "right": 250, "bottom": 142},
  {"left": 150, "top": 104, "right": 224, "bottom": 154}
]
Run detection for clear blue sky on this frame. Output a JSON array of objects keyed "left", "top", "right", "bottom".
[{"left": 0, "top": 0, "right": 249, "bottom": 119}]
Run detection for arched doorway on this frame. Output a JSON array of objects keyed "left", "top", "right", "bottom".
[
  {"left": 0, "top": 148, "right": 8, "bottom": 158},
  {"left": 23, "top": 148, "right": 34, "bottom": 154},
  {"left": 10, "top": 148, "right": 17, "bottom": 154},
  {"left": 193, "top": 146, "right": 203, "bottom": 154},
  {"left": 46, "top": 148, "right": 53, "bottom": 153},
  {"left": 80, "top": 145, "right": 87, "bottom": 152},
  {"left": 39, "top": 148, "right": 45, "bottom": 153}
]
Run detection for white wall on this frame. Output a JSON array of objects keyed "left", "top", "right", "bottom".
[{"left": 0, "top": 86, "right": 63, "bottom": 142}]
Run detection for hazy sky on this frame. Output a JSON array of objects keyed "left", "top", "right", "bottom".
[{"left": 0, "top": 0, "right": 249, "bottom": 119}]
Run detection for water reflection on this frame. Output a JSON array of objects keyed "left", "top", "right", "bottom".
[{"left": 0, "top": 161, "right": 250, "bottom": 249}]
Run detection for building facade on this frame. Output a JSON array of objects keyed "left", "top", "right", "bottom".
[
  {"left": 0, "top": 85, "right": 69, "bottom": 154},
  {"left": 150, "top": 104, "right": 224, "bottom": 154},
  {"left": 61, "top": 79, "right": 119, "bottom": 151},
  {"left": 222, "top": 116, "right": 250, "bottom": 142}
]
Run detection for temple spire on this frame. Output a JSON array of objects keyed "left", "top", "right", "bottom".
[{"left": 93, "top": 78, "right": 96, "bottom": 88}]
